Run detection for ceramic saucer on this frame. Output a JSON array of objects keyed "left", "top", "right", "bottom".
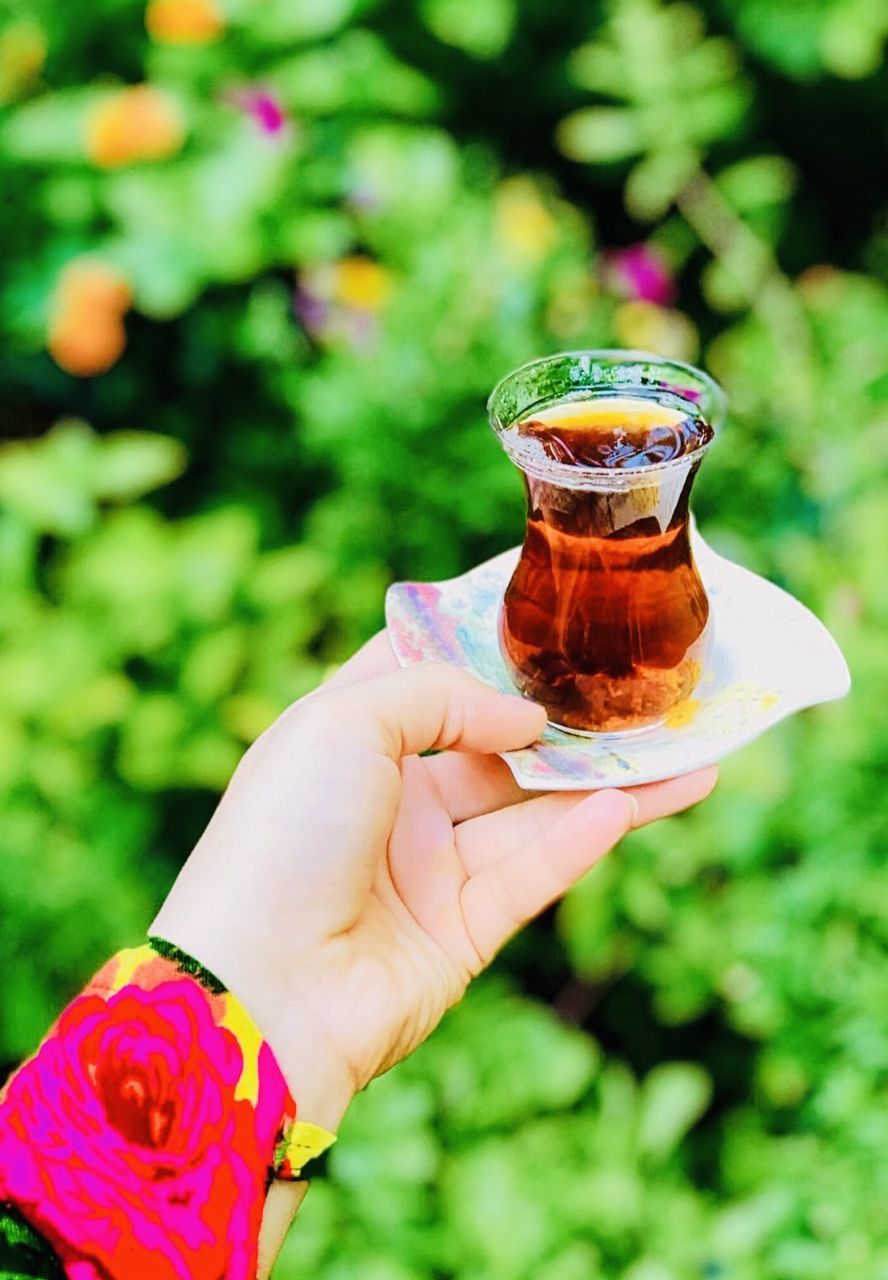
[{"left": 384, "top": 534, "right": 850, "bottom": 791}]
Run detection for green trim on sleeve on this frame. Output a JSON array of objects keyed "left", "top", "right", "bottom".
[
  {"left": 146, "top": 935, "right": 227, "bottom": 995},
  {"left": 0, "top": 1203, "right": 65, "bottom": 1280}
]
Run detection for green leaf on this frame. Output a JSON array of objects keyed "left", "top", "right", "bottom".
[
  {"left": 0, "top": 426, "right": 95, "bottom": 535},
  {"left": 181, "top": 627, "right": 247, "bottom": 704},
  {"left": 0, "top": 425, "right": 186, "bottom": 536},
  {"left": 277, "top": 210, "right": 354, "bottom": 264},
  {"left": 536, "top": 1242, "right": 603, "bottom": 1280},
  {"left": 175, "top": 508, "right": 259, "bottom": 622},
  {"left": 105, "top": 233, "right": 204, "bottom": 318},
  {"left": 821, "top": 8, "right": 887, "bottom": 79},
  {"left": 421, "top": 982, "right": 601, "bottom": 1133},
  {"left": 441, "top": 1130, "right": 567, "bottom": 1272},
  {"left": 684, "top": 82, "right": 752, "bottom": 146},
  {"left": 567, "top": 42, "right": 629, "bottom": 97},
  {"left": 241, "top": 0, "right": 367, "bottom": 44},
  {"left": 679, "top": 37, "right": 741, "bottom": 90},
  {"left": 273, "top": 30, "right": 439, "bottom": 116},
  {"left": 0, "top": 88, "right": 97, "bottom": 163},
  {"left": 345, "top": 124, "right": 461, "bottom": 226},
  {"left": 625, "top": 148, "right": 698, "bottom": 220},
  {"left": 701, "top": 256, "right": 755, "bottom": 312},
  {"left": 637, "top": 1063, "right": 712, "bottom": 1161},
  {"left": 420, "top": 0, "right": 516, "bottom": 59},
  {"left": 116, "top": 693, "right": 189, "bottom": 789},
  {"left": 93, "top": 432, "right": 187, "bottom": 501},
  {"left": 716, "top": 156, "right": 797, "bottom": 211},
  {"left": 556, "top": 107, "right": 643, "bottom": 163},
  {"left": 557, "top": 857, "right": 626, "bottom": 980},
  {"left": 733, "top": 1, "right": 825, "bottom": 80}
]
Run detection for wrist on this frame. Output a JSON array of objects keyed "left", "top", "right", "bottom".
[
  {"left": 148, "top": 913, "right": 355, "bottom": 1132},
  {"left": 263, "top": 1009, "right": 356, "bottom": 1134}
]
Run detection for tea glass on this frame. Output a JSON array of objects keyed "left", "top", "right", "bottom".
[{"left": 487, "top": 350, "right": 727, "bottom": 735}]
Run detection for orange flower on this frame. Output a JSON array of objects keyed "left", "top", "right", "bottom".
[
  {"left": 48, "top": 317, "right": 128, "bottom": 378},
  {"left": 56, "top": 259, "right": 132, "bottom": 314},
  {"left": 85, "top": 86, "right": 184, "bottom": 168},
  {"left": 146, "top": 0, "right": 225, "bottom": 45},
  {"left": 48, "top": 259, "right": 132, "bottom": 377}
]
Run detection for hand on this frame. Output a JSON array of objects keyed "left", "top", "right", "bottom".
[{"left": 152, "top": 634, "right": 717, "bottom": 1130}]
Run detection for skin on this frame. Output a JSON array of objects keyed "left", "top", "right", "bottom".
[{"left": 151, "top": 632, "right": 717, "bottom": 1271}]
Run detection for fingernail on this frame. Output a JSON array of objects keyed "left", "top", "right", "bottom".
[{"left": 627, "top": 794, "right": 640, "bottom": 826}]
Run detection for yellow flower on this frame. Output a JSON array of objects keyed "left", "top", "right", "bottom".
[
  {"left": 48, "top": 258, "right": 132, "bottom": 377},
  {"left": 333, "top": 256, "right": 391, "bottom": 311},
  {"left": 545, "top": 264, "right": 599, "bottom": 339},
  {"left": 146, "top": 0, "right": 226, "bottom": 45},
  {"left": 495, "top": 177, "right": 558, "bottom": 263},
  {"left": 0, "top": 20, "right": 46, "bottom": 105},
  {"left": 614, "top": 301, "right": 699, "bottom": 362},
  {"left": 85, "top": 85, "right": 184, "bottom": 169}
]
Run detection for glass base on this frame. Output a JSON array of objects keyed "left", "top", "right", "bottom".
[{"left": 547, "top": 715, "right": 666, "bottom": 740}]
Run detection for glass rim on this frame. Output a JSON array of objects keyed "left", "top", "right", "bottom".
[{"left": 487, "top": 349, "right": 725, "bottom": 488}]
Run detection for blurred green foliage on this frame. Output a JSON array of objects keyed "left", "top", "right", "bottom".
[{"left": 1, "top": 0, "right": 887, "bottom": 1275}]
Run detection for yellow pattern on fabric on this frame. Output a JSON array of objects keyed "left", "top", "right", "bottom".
[
  {"left": 219, "top": 993, "right": 263, "bottom": 1105},
  {"left": 105, "top": 945, "right": 155, "bottom": 994},
  {"left": 277, "top": 1121, "right": 337, "bottom": 1175}
]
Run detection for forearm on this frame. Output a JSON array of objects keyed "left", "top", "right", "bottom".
[{"left": 258, "top": 1182, "right": 309, "bottom": 1279}]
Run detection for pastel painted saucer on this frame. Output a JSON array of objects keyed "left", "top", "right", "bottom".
[{"left": 384, "top": 534, "right": 851, "bottom": 791}]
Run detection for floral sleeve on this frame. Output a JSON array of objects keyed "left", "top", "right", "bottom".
[{"left": 0, "top": 940, "right": 335, "bottom": 1280}]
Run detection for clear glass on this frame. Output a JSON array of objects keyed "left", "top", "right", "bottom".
[{"left": 488, "top": 350, "right": 727, "bottom": 735}]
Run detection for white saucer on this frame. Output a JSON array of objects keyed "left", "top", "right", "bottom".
[{"left": 384, "top": 535, "right": 850, "bottom": 791}]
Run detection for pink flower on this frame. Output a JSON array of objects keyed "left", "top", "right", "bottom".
[
  {"left": 224, "top": 86, "right": 290, "bottom": 137},
  {"left": 243, "top": 89, "right": 287, "bottom": 136},
  {"left": 0, "top": 975, "right": 290, "bottom": 1279},
  {"left": 602, "top": 243, "right": 677, "bottom": 306}
]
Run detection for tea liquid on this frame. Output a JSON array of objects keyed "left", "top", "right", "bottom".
[{"left": 500, "top": 396, "right": 713, "bottom": 732}]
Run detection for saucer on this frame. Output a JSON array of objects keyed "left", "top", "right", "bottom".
[{"left": 384, "top": 535, "right": 851, "bottom": 791}]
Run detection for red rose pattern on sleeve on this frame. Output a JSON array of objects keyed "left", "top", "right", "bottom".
[{"left": 0, "top": 942, "right": 334, "bottom": 1280}]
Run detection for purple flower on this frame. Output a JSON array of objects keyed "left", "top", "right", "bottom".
[
  {"left": 603, "top": 244, "right": 676, "bottom": 306},
  {"left": 293, "top": 287, "right": 329, "bottom": 339}
]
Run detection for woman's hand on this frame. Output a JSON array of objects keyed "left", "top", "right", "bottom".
[{"left": 152, "top": 634, "right": 717, "bottom": 1130}]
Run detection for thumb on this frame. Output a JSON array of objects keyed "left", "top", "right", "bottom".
[{"left": 315, "top": 661, "right": 548, "bottom": 762}]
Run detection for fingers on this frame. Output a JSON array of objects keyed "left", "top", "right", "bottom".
[
  {"left": 630, "top": 765, "right": 719, "bottom": 825},
  {"left": 454, "top": 765, "right": 719, "bottom": 875},
  {"left": 459, "top": 789, "right": 635, "bottom": 968},
  {"left": 320, "top": 631, "right": 400, "bottom": 690},
  {"left": 456, "top": 789, "right": 593, "bottom": 875},
  {"left": 455, "top": 766, "right": 719, "bottom": 964},
  {"left": 315, "top": 662, "right": 548, "bottom": 762},
  {"left": 423, "top": 751, "right": 533, "bottom": 822}
]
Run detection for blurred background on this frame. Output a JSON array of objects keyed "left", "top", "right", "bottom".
[{"left": 1, "top": 0, "right": 887, "bottom": 1275}]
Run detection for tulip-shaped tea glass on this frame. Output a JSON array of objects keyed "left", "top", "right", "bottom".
[{"left": 488, "top": 351, "right": 726, "bottom": 735}]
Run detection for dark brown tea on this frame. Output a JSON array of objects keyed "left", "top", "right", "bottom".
[{"left": 499, "top": 397, "right": 713, "bottom": 733}]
